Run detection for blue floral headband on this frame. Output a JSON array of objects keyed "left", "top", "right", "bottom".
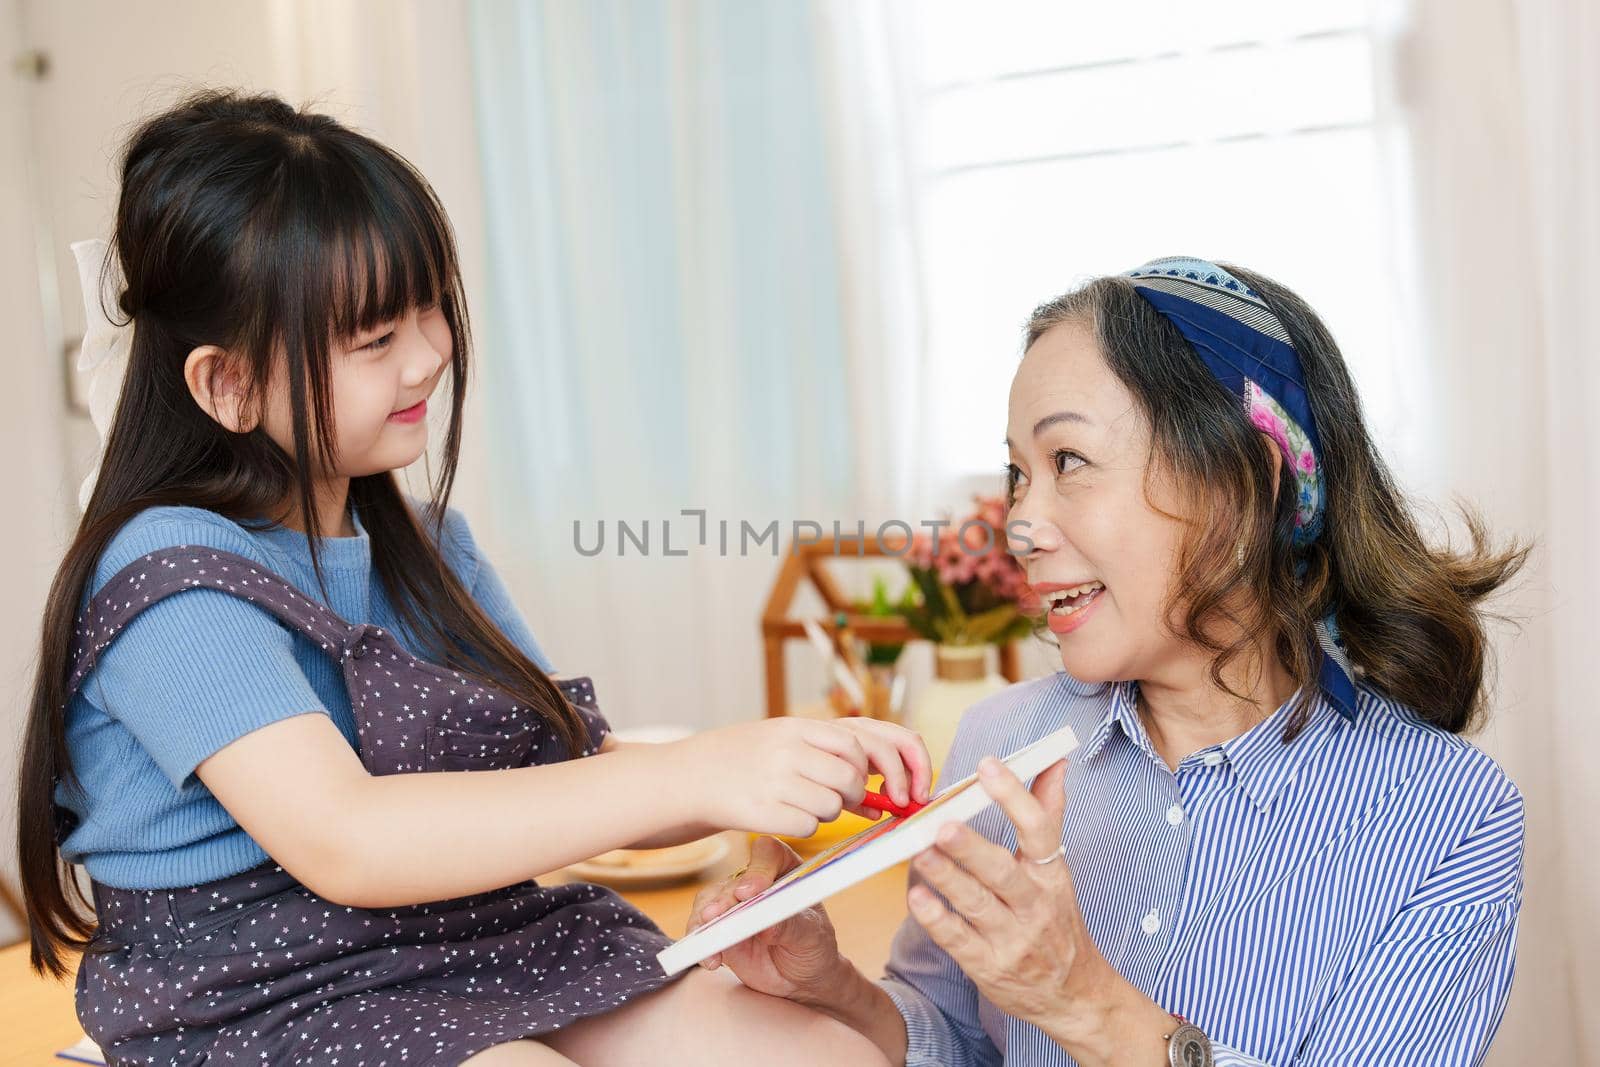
[{"left": 1123, "top": 255, "right": 1357, "bottom": 723}]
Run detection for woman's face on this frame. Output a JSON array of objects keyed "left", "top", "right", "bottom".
[
  {"left": 1005, "top": 317, "right": 1194, "bottom": 685},
  {"left": 258, "top": 301, "right": 451, "bottom": 478}
]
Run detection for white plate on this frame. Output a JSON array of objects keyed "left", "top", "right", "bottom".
[
  {"left": 609, "top": 724, "right": 693, "bottom": 745},
  {"left": 566, "top": 834, "right": 732, "bottom": 888}
]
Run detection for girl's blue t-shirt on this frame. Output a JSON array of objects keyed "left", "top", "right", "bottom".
[{"left": 55, "top": 501, "right": 557, "bottom": 890}]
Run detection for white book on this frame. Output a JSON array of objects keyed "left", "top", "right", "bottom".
[
  {"left": 56, "top": 1033, "right": 105, "bottom": 1064},
  {"left": 656, "top": 724, "right": 1079, "bottom": 976}
]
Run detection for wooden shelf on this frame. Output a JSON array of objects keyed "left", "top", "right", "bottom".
[{"left": 760, "top": 534, "right": 1020, "bottom": 717}]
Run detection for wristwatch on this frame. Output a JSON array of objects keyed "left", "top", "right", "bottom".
[{"left": 1163, "top": 1013, "right": 1213, "bottom": 1067}]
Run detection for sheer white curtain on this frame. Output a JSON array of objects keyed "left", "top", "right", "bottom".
[
  {"left": 813, "top": 0, "right": 934, "bottom": 519},
  {"left": 828, "top": 1, "right": 1420, "bottom": 491},
  {"left": 1371, "top": 0, "right": 1598, "bottom": 1060}
]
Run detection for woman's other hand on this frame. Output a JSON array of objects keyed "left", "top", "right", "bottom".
[{"left": 906, "top": 756, "right": 1171, "bottom": 1060}]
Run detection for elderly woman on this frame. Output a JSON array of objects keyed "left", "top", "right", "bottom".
[{"left": 688, "top": 257, "right": 1527, "bottom": 1066}]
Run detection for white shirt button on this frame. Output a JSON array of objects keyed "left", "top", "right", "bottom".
[
  {"left": 1166, "top": 804, "right": 1184, "bottom": 826},
  {"left": 1141, "top": 908, "right": 1162, "bottom": 935},
  {"left": 1201, "top": 751, "right": 1225, "bottom": 767}
]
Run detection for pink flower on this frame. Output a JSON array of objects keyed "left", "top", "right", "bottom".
[
  {"left": 902, "top": 494, "right": 1035, "bottom": 637},
  {"left": 949, "top": 554, "right": 978, "bottom": 585},
  {"left": 993, "top": 560, "right": 1028, "bottom": 601},
  {"left": 1297, "top": 449, "right": 1316, "bottom": 474},
  {"left": 975, "top": 494, "right": 1007, "bottom": 531},
  {"left": 960, "top": 522, "right": 994, "bottom": 553}
]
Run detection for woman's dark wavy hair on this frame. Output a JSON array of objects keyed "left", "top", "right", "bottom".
[
  {"left": 17, "top": 88, "right": 590, "bottom": 978},
  {"left": 1018, "top": 263, "right": 1530, "bottom": 741}
]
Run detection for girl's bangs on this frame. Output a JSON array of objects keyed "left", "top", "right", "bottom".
[{"left": 309, "top": 166, "right": 456, "bottom": 347}]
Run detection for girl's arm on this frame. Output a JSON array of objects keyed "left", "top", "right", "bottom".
[
  {"left": 197, "top": 709, "right": 929, "bottom": 909},
  {"left": 198, "top": 713, "right": 696, "bottom": 907},
  {"left": 596, "top": 734, "right": 721, "bottom": 850}
]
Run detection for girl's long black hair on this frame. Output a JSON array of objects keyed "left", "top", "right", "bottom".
[{"left": 17, "top": 88, "right": 590, "bottom": 977}]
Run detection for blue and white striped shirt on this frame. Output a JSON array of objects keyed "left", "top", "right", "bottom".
[{"left": 878, "top": 673, "right": 1523, "bottom": 1066}]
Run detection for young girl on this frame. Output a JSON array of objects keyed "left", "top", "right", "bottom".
[{"left": 16, "top": 89, "right": 929, "bottom": 1067}]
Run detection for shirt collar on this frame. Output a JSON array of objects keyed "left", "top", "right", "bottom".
[
  {"left": 1074, "top": 678, "right": 1351, "bottom": 814},
  {"left": 1073, "top": 681, "right": 1147, "bottom": 767},
  {"left": 245, "top": 503, "right": 371, "bottom": 570}
]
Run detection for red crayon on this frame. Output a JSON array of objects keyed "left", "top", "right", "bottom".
[{"left": 860, "top": 790, "right": 926, "bottom": 819}]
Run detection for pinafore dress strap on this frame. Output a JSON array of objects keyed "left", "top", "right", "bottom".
[
  {"left": 57, "top": 541, "right": 604, "bottom": 847},
  {"left": 66, "top": 544, "right": 358, "bottom": 703}
]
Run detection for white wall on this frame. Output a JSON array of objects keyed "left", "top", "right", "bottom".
[{"left": 0, "top": 0, "right": 74, "bottom": 948}]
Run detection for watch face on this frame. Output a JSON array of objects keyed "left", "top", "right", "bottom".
[{"left": 1170, "top": 1023, "right": 1213, "bottom": 1067}]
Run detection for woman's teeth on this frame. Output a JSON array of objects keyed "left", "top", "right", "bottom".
[{"left": 1044, "top": 582, "right": 1104, "bottom": 615}]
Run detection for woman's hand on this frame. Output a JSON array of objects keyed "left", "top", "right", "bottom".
[
  {"left": 906, "top": 756, "right": 1173, "bottom": 1064},
  {"left": 685, "top": 834, "right": 850, "bottom": 1002},
  {"left": 669, "top": 717, "right": 932, "bottom": 839},
  {"left": 686, "top": 834, "right": 914, "bottom": 1063}
]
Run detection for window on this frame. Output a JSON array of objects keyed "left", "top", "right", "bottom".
[{"left": 898, "top": 1, "right": 1404, "bottom": 479}]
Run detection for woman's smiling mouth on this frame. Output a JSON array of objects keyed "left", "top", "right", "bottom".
[{"left": 1035, "top": 581, "right": 1105, "bottom": 635}]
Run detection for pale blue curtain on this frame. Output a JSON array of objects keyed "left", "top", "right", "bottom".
[
  {"left": 468, "top": 0, "right": 855, "bottom": 520},
  {"left": 466, "top": 0, "right": 860, "bottom": 728}
]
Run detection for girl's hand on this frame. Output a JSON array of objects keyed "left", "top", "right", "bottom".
[
  {"left": 831, "top": 715, "right": 934, "bottom": 812},
  {"left": 905, "top": 756, "right": 1169, "bottom": 1059},
  {"left": 670, "top": 717, "right": 932, "bottom": 839},
  {"left": 685, "top": 834, "right": 850, "bottom": 1004}
]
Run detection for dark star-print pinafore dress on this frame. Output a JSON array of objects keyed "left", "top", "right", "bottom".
[{"left": 61, "top": 545, "right": 689, "bottom": 1065}]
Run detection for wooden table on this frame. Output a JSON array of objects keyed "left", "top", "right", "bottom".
[{"left": 0, "top": 837, "right": 909, "bottom": 1066}]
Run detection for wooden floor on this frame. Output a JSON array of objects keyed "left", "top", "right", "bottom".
[{"left": 0, "top": 836, "right": 909, "bottom": 1066}]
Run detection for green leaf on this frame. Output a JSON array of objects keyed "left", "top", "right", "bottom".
[
  {"left": 870, "top": 576, "right": 891, "bottom": 615},
  {"left": 961, "top": 603, "right": 1020, "bottom": 644},
  {"left": 937, "top": 582, "right": 966, "bottom": 624},
  {"left": 909, "top": 567, "right": 949, "bottom": 621},
  {"left": 865, "top": 643, "right": 905, "bottom": 665}
]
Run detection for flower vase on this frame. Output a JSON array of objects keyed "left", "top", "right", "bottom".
[{"left": 909, "top": 644, "right": 1010, "bottom": 776}]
